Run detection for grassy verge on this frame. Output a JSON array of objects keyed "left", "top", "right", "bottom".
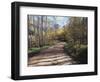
[
  {"left": 28, "top": 46, "right": 49, "bottom": 57},
  {"left": 64, "top": 43, "right": 87, "bottom": 64}
]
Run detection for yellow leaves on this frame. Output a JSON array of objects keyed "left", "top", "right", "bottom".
[{"left": 56, "top": 28, "right": 64, "bottom": 35}]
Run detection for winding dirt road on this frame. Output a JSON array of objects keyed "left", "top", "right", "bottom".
[{"left": 28, "top": 42, "right": 76, "bottom": 66}]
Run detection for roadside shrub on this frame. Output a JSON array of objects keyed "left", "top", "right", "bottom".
[
  {"left": 64, "top": 43, "right": 74, "bottom": 55},
  {"left": 75, "top": 45, "right": 87, "bottom": 64},
  {"left": 64, "top": 43, "right": 87, "bottom": 64}
]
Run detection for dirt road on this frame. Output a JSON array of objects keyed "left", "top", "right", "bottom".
[{"left": 28, "top": 42, "right": 76, "bottom": 66}]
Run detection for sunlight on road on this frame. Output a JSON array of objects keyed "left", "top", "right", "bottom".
[{"left": 28, "top": 42, "right": 76, "bottom": 66}]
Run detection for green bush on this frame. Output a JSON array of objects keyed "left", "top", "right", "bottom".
[
  {"left": 64, "top": 43, "right": 87, "bottom": 64},
  {"left": 75, "top": 45, "right": 87, "bottom": 64},
  {"left": 64, "top": 43, "right": 75, "bottom": 55}
]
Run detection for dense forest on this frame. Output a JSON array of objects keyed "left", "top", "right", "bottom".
[{"left": 28, "top": 15, "right": 88, "bottom": 65}]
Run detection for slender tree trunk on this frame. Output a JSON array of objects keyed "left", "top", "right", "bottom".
[
  {"left": 37, "top": 16, "right": 40, "bottom": 47},
  {"left": 41, "top": 16, "right": 44, "bottom": 47},
  {"left": 44, "top": 16, "right": 47, "bottom": 45},
  {"left": 33, "top": 16, "right": 36, "bottom": 47},
  {"left": 28, "top": 15, "right": 31, "bottom": 48}
]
